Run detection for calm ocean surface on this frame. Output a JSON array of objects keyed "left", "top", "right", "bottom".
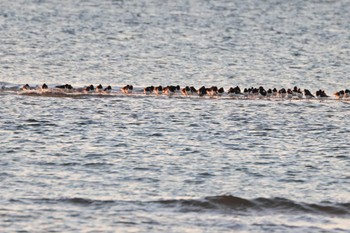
[{"left": 1, "top": 0, "right": 350, "bottom": 232}]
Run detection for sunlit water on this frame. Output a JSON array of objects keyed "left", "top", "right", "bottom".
[{"left": 1, "top": 0, "right": 350, "bottom": 232}]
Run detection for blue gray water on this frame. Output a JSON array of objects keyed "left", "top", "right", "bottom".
[{"left": 1, "top": 0, "right": 350, "bottom": 232}]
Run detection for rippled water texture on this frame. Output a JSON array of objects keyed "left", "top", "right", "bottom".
[
  {"left": 1, "top": 0, "right": 350, "bottom": 89},
  {"left": 1, "top": 0, "right": 350, "bottom": 232}
]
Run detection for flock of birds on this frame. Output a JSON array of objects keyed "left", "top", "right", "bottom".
[{"left": 19, "top": 83, "right": 350, "bottom": 100}]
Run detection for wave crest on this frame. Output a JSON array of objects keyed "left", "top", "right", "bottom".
[
  {"left": 155, "top": 195, "right": 350, "bottom": 216},
  {"left": 9, "top": 195, "right": 350, "bottom": 216}
]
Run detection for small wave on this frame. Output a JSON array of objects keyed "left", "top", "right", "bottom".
[
  {"left": 59, "top": 197, "right": 115, "bottom": 205},
  {"left": 149, "top": 133, "right": 163, "bottom": 137},
  {"left": 154, "top": 195, "right": 350, "bottom": 216},
  {"left": 83, "top": 162, "right": 114, "bottom": 167},
  {"left": 12, "top": 197, "right": 117, "bottom": 206},
  {"left": 8, "top": 195, "right": 350, "bottom": 216}
]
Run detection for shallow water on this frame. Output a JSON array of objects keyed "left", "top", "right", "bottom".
[{"left": 1, "top": 0, "right": 350, "bottom": 232}]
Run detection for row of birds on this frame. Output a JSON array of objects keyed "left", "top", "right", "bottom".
[{"left": 20, "top": 83, "right": 350, "bottom": 100}]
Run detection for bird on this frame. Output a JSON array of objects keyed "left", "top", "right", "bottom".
[
  {"left": 181, "top": 86, "right": 191, "bottom": 96},
  {"left": 84, "top": 84, "right": 95, "bottom": 93},
  {"left": 96, "top": 84, "right": 104, "bottom": 93},
  {"left": 296, "top": 88, "right": 303, "bottom": 99},
  {"left": 258, "top": 86, "right": 267, "bottom": 99},
  {"left": 197, "top": 86, "right": 207, "bottom": 96},
  {"left": 292, "top": 86, "right": 298, "bottom": 97},
  {"left": 190, "top": 86, "right": 197, "bottom": 95},
  {"left": 243, "top": 88, "right": 249, "bottom": 97},
  {"left": 316, "top": 89, "right": 329, "bottom": 100},
  {"left": 207, "top": 86, "right": 218, "bottom": 96},
  {"left": 292, "top": 86, "right": 303, "bottom": 99},
  {"left": 104, "top": 85, "right": 112, "bottom": 93},
  {"left": 249, "top": 87, "right": 259, "bottom": 98},
  {"left": 217, "top": 87, "right": 225, "bottom": 96},
  {"left": 56, "top": 84, "right": 73, "bottom": 90},
  {"left": 121, "top": 85, "right": 133, "bottom": 94},
  {"left": 334, "top": 90, "right": 345, "bottom": 99},
  {"left": 272, "top": 88, "right": 278, "bottom": 97},
  {"left": 154, "top": 86, "right": 163, "bottom": 95},
  {"left": 21, "top": 84, "right": 31, "bottom": 90},
  {"left": 266, "top": 89, "right": 272, "bottom": 98},
  {"left": 144, "top": 86, "right": 154, "bottom": 95},
  {"left": 279, "top": 88, "right": 287, "bottom": 98},
  {"left": 227, "top": 86, "right": 241, "bottom": 97},
  {"left": 344, "top": 89, "right": 350, "bottom": 98},
  {"left": 163, "top": 86, "right": 176, "bottom": 96},
  {"left": 41, "top": 83, "right": 48, "bottom": 90},
  {"left": 174, "top": 85, "right": 181, "bottom": 93},
  {"left": 304, "top": 89, "right": 315, "bottom": 99}
]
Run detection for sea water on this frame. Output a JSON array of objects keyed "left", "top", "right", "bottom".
[{"left": 1, "top": 0, "right": 350, "bottom": 232}]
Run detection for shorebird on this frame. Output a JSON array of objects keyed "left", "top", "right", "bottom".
[
  {"left": 197, "top": 86, "right": 207, "bottom": 97},
  {"left": 163, "top": 86, "right": 176, "bottom": 96},
  {"left": 96, "top": 84, "right": 104, "bottom": 93},
  {"left": 316, "top": 89, "right": 329, "bottom": 100},
  {"left": 21, "top": 84, "right": 31, "bottom": 90},
  {"left": 272, "top": 88, "right": 278, "bottom": 97},
  {"left": 104, "top": 85, "right": 112, "bottom": 93},
  {"left": 181, "top": 86, "right": 191, "bottom": 96},
  {"left": 218, "top": 87, "right": 225, "bottom": 96},
  {"left": 84, "top": 84, "right": 95, "bottom": 93},
  {"left": 41, "top": 83, "right": 48, "bottom": 90},
  {"left": 227, "top": 86, "right": 241, "bottom": 98},
  {"left": 334, "top": 90, "right": 345, "bottom": 99},
  {"left": 304, "top": 89, "right": 315, "bottom": 99},
  {"left": 154, "top": 85, "right": 163, "bottom": 95},
  {"left": 258, "top": 86, "right": 267, "bottom": 99},
  {"left": 345, "top": 89, "right": 350, "bottom": 98},
  {"left": 56, "top": 84, "right": 73, "bottom": 90},
  {"left": 279, "top": 88, "right": 287, "bottom": 98},
  {"left": 121, "top": 85, "right": 133, "bottom": 94},
  {"left": 207, "top": 86, "right": 218, "bottom": 96},
  {"left": 144, "top": 86, "right": 154, "bottom": 95}
]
